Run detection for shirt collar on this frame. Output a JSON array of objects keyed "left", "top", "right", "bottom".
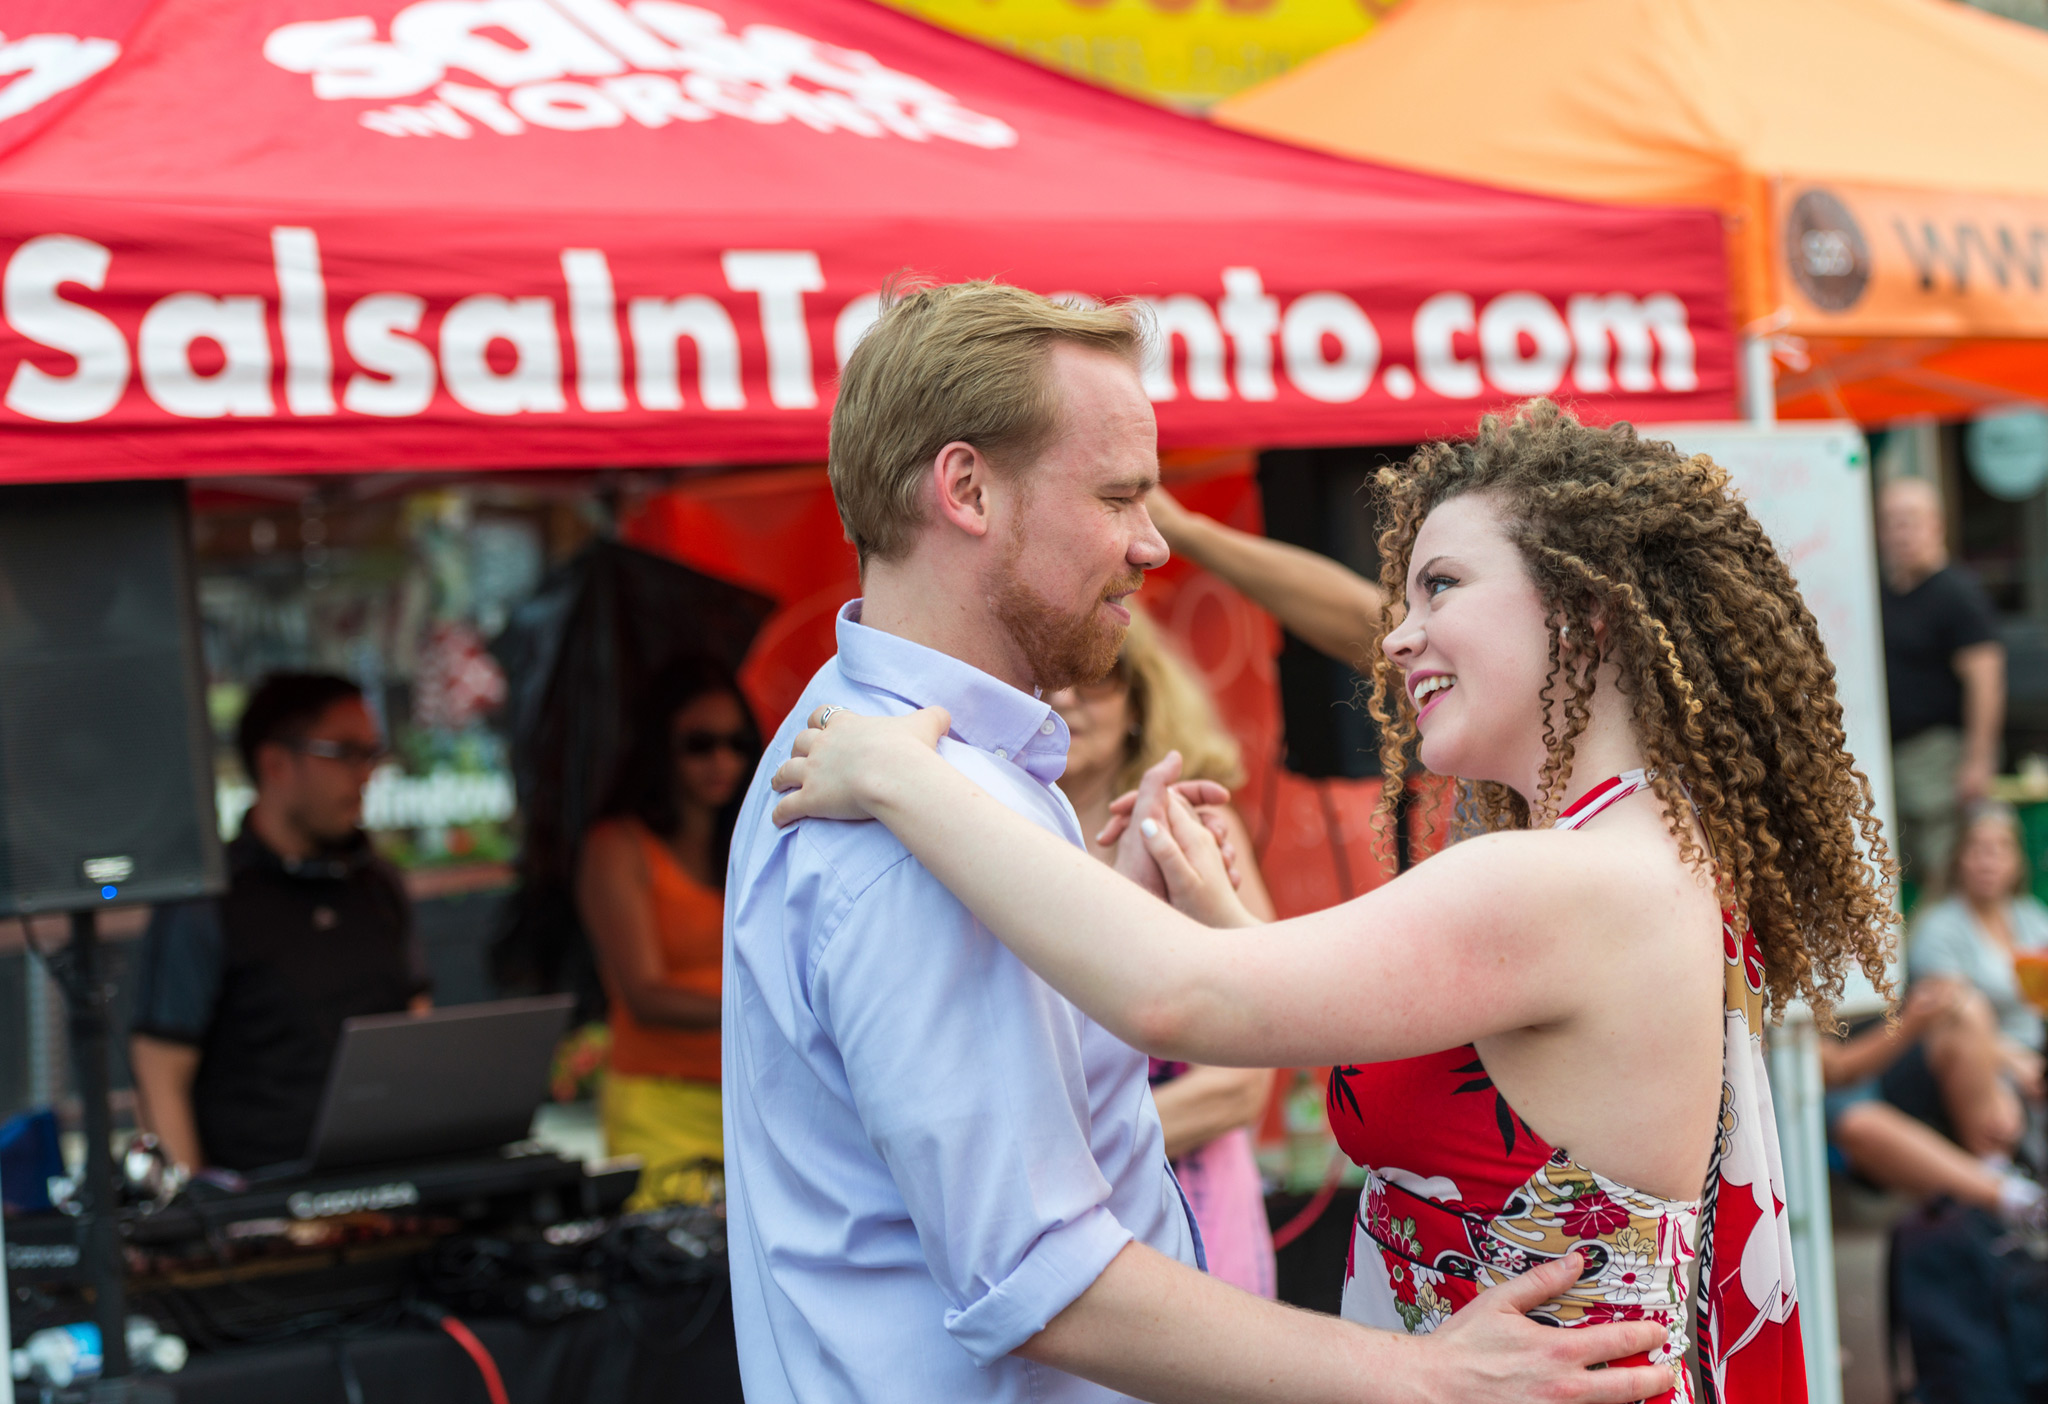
[
  {"left": 230, "top": 817, "right": 375, "bottom": 882},
  {"left": 835, "top": 599, "right": 1071, "bottom": 785}
]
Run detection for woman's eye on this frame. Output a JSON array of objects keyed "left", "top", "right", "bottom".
[{"left": 1423, "top": 573, "right": 1456, "bottom": 597}]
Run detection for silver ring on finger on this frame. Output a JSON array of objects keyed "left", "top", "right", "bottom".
[{"left": 815, "top": 704, "right": 844, "bottom": 729}]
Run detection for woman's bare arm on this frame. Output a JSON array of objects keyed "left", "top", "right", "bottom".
[
  {"left": 577, "top": 822, "right": 721, "bottom": 1030},
  {"left": 773, "top": 711, "right": 1610, "bottom": 1069},
  {"left": 1817, "top": 980, "right": 1959, "bottom": 1089}
]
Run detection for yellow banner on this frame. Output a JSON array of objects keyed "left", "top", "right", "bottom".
[
  {"left": 879, "top": 0, "right": 1389, "bottom": 110},
  {"left": 1775, "top": 179, "right": 2048, "bottom": 339}
]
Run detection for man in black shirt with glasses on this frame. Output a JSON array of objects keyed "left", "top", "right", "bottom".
[
  {"left": 130, "top": 673, "right": 430, "bottom": 1175},
  {"left": 1878, "top": 478, "right": 2007, "bottom": 896}
]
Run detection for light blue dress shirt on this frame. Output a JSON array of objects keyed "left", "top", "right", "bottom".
[{"left": 722, "top": 601, "right": 1200, "bottom": 1404}]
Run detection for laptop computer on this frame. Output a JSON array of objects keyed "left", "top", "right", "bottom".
[{"left": 262, "top": 994, "right": 574, "bottom": 1179}]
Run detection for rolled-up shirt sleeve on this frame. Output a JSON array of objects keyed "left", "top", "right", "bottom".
[{"left": 809, "top": 848, "right": 1134, "bottom": 1367}]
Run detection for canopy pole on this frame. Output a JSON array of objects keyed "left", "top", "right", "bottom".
[{"left": 1741, "top": 335, "right": 1777, "bottom": 426}]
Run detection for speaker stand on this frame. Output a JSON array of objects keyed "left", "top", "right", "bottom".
[{"left": 55, "top": 908, "right": 133, "bottom": 1382}]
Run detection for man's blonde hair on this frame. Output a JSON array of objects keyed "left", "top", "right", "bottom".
[{"left": 828, "top": 281, "right": 1146, "bottom": 566}]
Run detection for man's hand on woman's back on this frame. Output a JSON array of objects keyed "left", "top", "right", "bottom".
[
  {"left": 1020, "top": 1242, "right": 1671, "bottom": 1404},
  {"left": 1420, "top": 1252, "right": 1677, "bottom": 1404}
]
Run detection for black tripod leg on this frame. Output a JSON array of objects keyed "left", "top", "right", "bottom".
[{"left": 66, "top": 908, "right": 131, "bottom": 1379}]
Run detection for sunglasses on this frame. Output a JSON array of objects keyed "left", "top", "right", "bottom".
[
  {"left": 674, "top": 729, "right": 751, "bottom": 758},
  {"left": 289, "top": 739, "right": 388, "bottom": 767}
]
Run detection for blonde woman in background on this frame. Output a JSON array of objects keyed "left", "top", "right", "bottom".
[
  {"left": 1049, "top": 605, "right": 1280, "bottom": 1297},
  {"left": 1911, "top": 803, "right": 2048, "bottom": 1079},
  {"left": 1901, "top": 803, "right": 2048, "bottom": 1137}
]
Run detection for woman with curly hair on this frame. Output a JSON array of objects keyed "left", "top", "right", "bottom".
[{"left": 768, "top": 401, "right": 1894, "bottom": 1403}]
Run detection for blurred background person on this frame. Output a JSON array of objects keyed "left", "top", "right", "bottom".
[
  {"left": 1907, "top": 802, "right": 2047, "bottom": 1116},
  {"left": 1900, "top": 802, "right": 2048, "bottom": 1154},
  {"left": 1049, "top": 605, "right": 1279, "bottom": 1297},
  {"left": 130, "top": 673, "right": 428, "bottom": 1175},
  {"left": 577, "top": 658, "right": 757, "bottom": 1208},
  {"left": 1820, "top": 981, "right": 2044, "bottom": 1229},
  {"left": 1821, "top": 802, "right": 2048, "bottom": 1228},
  {"left": 1878, "top": 477, "right": 2005, "bottom": 898}
]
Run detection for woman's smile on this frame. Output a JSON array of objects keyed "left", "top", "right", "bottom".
[{"left": 1411, "top": 671, "right": 1458, "bottom": 724}]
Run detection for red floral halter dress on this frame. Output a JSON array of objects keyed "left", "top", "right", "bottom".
[{"left": 1324, "top": 771, "right": 1807, "bottom": 1404}]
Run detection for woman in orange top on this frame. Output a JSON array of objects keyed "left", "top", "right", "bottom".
[{"left": 577, "top": 658, "right": 757, "bottom": 1208}]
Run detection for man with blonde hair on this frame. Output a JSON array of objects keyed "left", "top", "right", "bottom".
[{"left": 721, "top": 282, "right": 1669, "bottom": 1403}]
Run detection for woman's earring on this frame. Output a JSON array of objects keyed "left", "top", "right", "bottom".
[{"left": 1559, "top": 624, "right": 1571, "bottom": 644}]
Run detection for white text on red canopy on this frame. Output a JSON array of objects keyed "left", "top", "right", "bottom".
[
  {"left": 0, "top": 230, "right": 1698, "bottom": 424},
  {"left": 0, "top": 230, "right": 1699, "bottom": 426},
  {"left": 265, "top": 0, "right": 1019, "bottom": 146}
]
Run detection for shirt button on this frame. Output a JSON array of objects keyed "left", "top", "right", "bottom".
[
  {"left": 994, "top": 747, "right": 1008, "bottom": 760},
  {"left": 1040, "top": 719, "right": 1055, "bottom": 735}
]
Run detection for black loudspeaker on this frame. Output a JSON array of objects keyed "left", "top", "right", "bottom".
[
  {"left": 1257, "top": 447, "right": 1412, "bottom": 782},
  {"left": 0, "top": 480, "right": 223, "bottom": 914}
]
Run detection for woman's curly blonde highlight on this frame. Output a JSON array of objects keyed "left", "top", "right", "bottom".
[{"left": 1364, "top": 401, "right": 1896, "bottom": 1017}]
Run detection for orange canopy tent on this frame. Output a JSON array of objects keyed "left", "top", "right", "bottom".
[{"left": 1213, "top": 0, "right": 2048, "bottom": 425}]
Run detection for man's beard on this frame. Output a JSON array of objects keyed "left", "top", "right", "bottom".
[{"left": 990, "top": 553, "right": 1142, "bottom": 692}]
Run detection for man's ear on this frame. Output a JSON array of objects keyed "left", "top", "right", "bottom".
[
  {"left": 253, "top": 741, "right": 291, "bottom": 793},
  {"left": 929, "top": 441, "right": 995, "bottom": 540}
]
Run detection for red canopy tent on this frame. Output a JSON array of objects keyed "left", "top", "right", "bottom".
[{"left": 0, "top": 0, "right": 1734, "bottom": 481}]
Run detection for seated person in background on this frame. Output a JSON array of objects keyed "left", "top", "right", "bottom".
[
  {"left": 129, "top": 673, "right": 427, "bottom": 1174},
  {"left": 1050, "top": 605, "right": 1278, "bottom": 1299},
  {"left": 1820, "top": 803, "right": 2048, "bottom": 1204},
  {"left": 1907, "top": 801, "right": 2048, "bottom": 1110},
  {"left": 577, "top": 658, "right": 755, "bottom": 1209},
  {"left": 1820, "top": 981, "right": 2044, "bottom": 1229}
]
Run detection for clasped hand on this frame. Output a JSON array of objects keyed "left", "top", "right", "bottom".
[{"left": 770, "top": 704, "right": 1254, "bottom": 924}]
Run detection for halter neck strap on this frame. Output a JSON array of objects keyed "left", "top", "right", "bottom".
[
  {"left": 1549, "top": 765, "right": 1809, "bottom": 1398},
  {"left": 1552, "top": 769, "right": 1653, "bottom": 832}
]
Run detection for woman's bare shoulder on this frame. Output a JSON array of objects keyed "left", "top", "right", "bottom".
[
  {"left": 1387, "top": 828, "right": 1714, "bottom": 1009},
  {"left": 1412, "top": 823, "right": 1696, "bottom": 917},
  {"left": 580, "top": 817, "right": 649, "bottom": 872}
]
